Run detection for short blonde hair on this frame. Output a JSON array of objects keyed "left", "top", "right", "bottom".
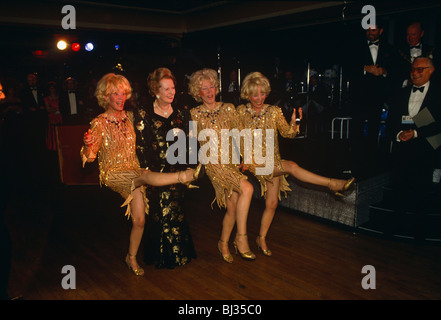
[
  {"left": 95, "top": 73, "right": 132, "bottom": 110},
  {"left": 147, "top": 67, "right": 176, "bottom": 97},
  {"left": 188, "top": 68, "right": 219, "bottom": 102},
  {"left": 240, "top": 72, "right": 271, "bottom": 100}
]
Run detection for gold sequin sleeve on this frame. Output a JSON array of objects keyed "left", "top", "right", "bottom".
[
  {"left": 81, "top": 117, "right": 104, "bottom": 167},
  {"left": 274, "top": 106, "right": 297, "bottom": 138}
]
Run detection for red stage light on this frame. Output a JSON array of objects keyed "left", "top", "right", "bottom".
[
  {"left": 32, "top": 50, "right": 48, "bottom": 58},
  {"left": 71, "top": 42, "right": 80, "bottom": 51}
]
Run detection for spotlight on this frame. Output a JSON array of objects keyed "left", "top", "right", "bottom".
[
  {"left": 85, "top": 42, "right": 94, "bottom": 51},
  {"left": 114, "top": 44, "right": 119, "bottom": 50},
  {"left": 57, "top": 40, "right": 68, "bottom": 50},
  {"left": 71, "top": 42, "right": 80, "bottom": 51}
]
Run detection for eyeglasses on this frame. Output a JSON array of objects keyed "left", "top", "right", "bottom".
[{"left": 411, "top": 67, "right": 431, "bottom": 73}]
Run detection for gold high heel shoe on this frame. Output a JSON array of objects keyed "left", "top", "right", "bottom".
[
  {"left": 256, "top": 235, "right": 272, "bottom": 256},
  {"left": 125, "top": 253, "right": 144, "bottom": 276},
  {"left": 328, "top": 177, "right": 355, "bottom": 198},
  {"left": 233, "top": 234, "right": 256, "bottom": 261},
  {"left": 178, "top": 163, "right": 202, "bottom": 189},
  {"left": 343, "top": 177, "right": 355, "bottom": 191},
  {"left": 218, "top": 240, "right": 233, "bottom": 264}
]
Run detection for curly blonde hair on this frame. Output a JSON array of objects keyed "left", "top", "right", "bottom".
[
  {"left": 240, "top": 71, "right": 271, "bottom": 100},
  {"left": 188, "top": 68, "right": 219, "bottom": 102},
  {"left": 95, "top": 73, "right": 132, "bottom": 110},
  {"left": 147, "top": 67, "right": 176, "bottom": 97}
]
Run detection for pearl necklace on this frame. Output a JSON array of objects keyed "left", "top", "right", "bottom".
[{"left": 154, "top": 100, "right": 172, "bottom": 116}]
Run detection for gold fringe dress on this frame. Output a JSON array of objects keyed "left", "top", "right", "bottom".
[
  {"left": 80, "top": 111, "right": 148, "bottom": 219},
  {"left": 236, "top": 103, "right": 297, "bottom": 199},
  {"left": 190, "top": 102, "right": 247, "bottom": 209}
]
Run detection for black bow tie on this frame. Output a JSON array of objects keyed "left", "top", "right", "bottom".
[
  {"left": 410, "top": 44, "right": 422, "bottom": 49},
  {"left": 369, "top": 41, "right": 379, "bottom": 46},
  {"left": 412, "top": 86, "right": 424, "bottom": 93},
  {"left": 68, "top": 91, "right": 76, "bottom": 94},
  {"left": 30, "top": 87, "right": 37, "bottom": 90}
]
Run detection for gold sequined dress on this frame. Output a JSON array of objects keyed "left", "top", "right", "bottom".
[
  {"left": 190, "top": 102, "right": 247, "bottom": 208},
  {"left": 237, "top": 103, "right": 297, "bottom": 199},
  {"left": 80, "top": 111, "right": 148, "bottom": 218}
]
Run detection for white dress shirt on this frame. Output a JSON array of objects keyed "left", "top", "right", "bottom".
[
  {"left": 369, "top": 41, "right": 379, "bottom": 65},
  {"left": 409, "top": 43, "right": 422, "bottom": 63},
  {"left": 31, "top": 88, "right": 38, "bottom": 104},
  {"left": 408, "top": 81, "right": 429, "bottom": 117},
  {"left": 396, "top": 81, "right": 430, "bottom": 141},
  {"left": 68, "top": 91, "right": 77, "bottom": 115}
]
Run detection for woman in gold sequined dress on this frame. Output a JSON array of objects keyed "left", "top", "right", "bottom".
[
  {"left": 188, "top": 68, "right": 255, "bottom": 263},
  {"left": 237, "top": 72, "right": 354, "bottom": 256},
  {"left": 81, "top": 73, "right": 198, "bottom": 276}
]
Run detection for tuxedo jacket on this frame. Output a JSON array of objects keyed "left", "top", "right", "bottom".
[
  {"left": 398, "top": 43, "right": 435, "bottom": 66},
  {"left": 20, "top": 86, "right": 46, "bottom": 113},
  {"left": 397, "top": 43, "right": 436, "bottom": 82},
  {"left": 59, "top": 91, "right": 86, "bottom": 124},
  {"left": 347, "top": 39, "right": 400, "bottom": 117},
  {"left": 387, "top": 82, "right": 441, "bottom": 160}
]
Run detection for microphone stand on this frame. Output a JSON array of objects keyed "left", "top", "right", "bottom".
[{"left": 217, "top": 47, "right": 222, "bottom": 102}]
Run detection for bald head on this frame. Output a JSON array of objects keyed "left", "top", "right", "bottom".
[{"left": 406, "top": 22, "right": 424, "bottom": 47}]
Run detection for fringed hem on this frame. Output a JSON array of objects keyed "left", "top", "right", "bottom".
[
  {"left": 277, "top": 175, "right": 292, "bottom": 200},
  {"left": 206, "top": 164, "right": 247, "bottom": 210},
  {"left": 211, "top": 175, "right": 248, "bottom": 209},
  {"left": 121, "top": 181, "right": 149, "bottom": 220},
  {"left": 103, "top": 169, "right": 149, "bottom": 220}
]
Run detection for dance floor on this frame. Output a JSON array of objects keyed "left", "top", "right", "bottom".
[
  {"left": 2, "top": 134, "right": 441, "bottom": 307},
  {"left": 4, "top": 171, "right": 441, "bottom": 302}
]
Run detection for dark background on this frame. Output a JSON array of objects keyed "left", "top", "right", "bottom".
[{"left": 1, "top": 0, "right": 440, "bottom": 100}]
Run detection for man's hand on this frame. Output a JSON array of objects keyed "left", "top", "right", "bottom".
[{"left": 398, "top": 129, "right": 415, "bottom": 142}]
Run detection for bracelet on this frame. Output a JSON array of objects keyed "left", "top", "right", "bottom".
[{"left": 177, "top": 171, "right": 183, "bottom": 184}]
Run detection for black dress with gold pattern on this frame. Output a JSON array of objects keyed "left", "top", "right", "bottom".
[{"left": 133, "top": 104, "right": 196, "bottom": 269}]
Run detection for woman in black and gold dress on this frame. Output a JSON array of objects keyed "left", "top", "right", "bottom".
[{"left": 133, "top": 68, "right": 196, "bottom": 269}]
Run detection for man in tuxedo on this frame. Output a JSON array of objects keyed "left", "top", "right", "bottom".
[
  {"left": 397, "top": 22, "right": 436, "bottom": 87},
  {"left": 387, "top": 57, "right": 441, "bottom": 192},
  {"left": 223, "top": 70, "right": 240, "bottom": 105},
  {"left": 21, "top": 73, "right": 46, "bottom": 113},
  {"left": 59, "top": 77, "right": 85, "bottom": 124},
  {"left": 20, "top": 73, "right": 47, "bottom": 155},
  {"left": 347, "top": 24, "right": 399, "bottom": 167}
]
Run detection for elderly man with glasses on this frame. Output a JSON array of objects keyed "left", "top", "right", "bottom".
[{"left": 387, "top": 56, "right": 441, "bottom": 209}]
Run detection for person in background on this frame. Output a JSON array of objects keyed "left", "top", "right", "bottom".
[
  {"left": 346, "top": 23, "right": 399, "bottom": 168},
  {"left": 60, "top": 77, "right": 85, "bottom": 124},
  {"left": 44, "top": 81, "right": 63, "bottom": 151},
  {"left": 387, "top": 57, "right": 441, "bottom": 196},
  {"left": 398, "top": 21, "right": 436, "bottom": 87}
]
